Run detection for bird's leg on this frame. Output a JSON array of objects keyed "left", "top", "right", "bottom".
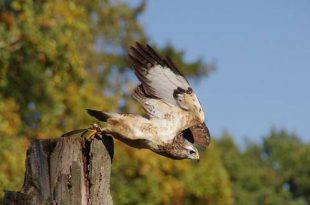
[
  {"left": 81, "top": 123, "right": 104, "bottom": 141},
  {"left": 61, "top": 123, "right": 108, "bottom": 141},
  {"left": 81, "top": 128, "right": 98, "bottom": 141},
  {"left": 79, "top": 123, "right": 108, "bottom": 141}
]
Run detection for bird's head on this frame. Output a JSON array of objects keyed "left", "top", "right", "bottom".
[
  {"left": 184, "top": 143, "right": 200, "bottom": 160},
  {"left": 155, "top": 138, "right": 200, "bottom": 160},
  {"left": 172, "top": 138, "right": 200, "bottom": 160}
]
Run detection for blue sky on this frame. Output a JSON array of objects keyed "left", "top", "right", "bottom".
[{"left": 134, "top": 0, "right": 310, "bottom": 145}]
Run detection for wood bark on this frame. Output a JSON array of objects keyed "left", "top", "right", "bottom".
[{"left": 3, "top": 136, "right": 114, "bottom": 205}]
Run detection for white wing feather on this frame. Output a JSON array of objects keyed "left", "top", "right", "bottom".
[
  {"left": 129, "top": 43, "right": 195, "bottom": 110},
  {"left": 145, "top": 65, "right": 189, "bottom": 106}
]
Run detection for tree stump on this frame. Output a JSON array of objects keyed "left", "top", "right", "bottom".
[{"left": 3, "top": 136, "right": 114, "bottom": 205}]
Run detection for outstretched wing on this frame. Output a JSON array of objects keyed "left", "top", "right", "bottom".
[
  {"left": 182, "top": 123, "right": 211, "bottom": 147},
  {"left": 128, "top": 42, "right": 195, "bottom": 110}
]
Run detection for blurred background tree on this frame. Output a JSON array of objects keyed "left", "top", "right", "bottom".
[
  {"left": 217, "top": 130, "right": 310, "bottom": 205},
  {"left": 0, "top": 0, "right": 309, "bottom": 205}
]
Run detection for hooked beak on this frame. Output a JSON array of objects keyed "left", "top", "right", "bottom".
[{"left": 190, "top": 147, "right": 200, "bottom": 161}]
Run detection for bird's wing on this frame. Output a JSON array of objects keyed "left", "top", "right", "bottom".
[
  {"left": 182, "top": 123, "right": 211, "bottom": 147},
  {"left": 132, "top": 84, "right": 172, "bottom": 118},
  {"left": 128, "top": 42, "right": 194, "bottom": 110}
]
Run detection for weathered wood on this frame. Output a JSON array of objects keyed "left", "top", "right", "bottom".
[{"left": 3, "top": 136, "right": 114, "bottom": 205}]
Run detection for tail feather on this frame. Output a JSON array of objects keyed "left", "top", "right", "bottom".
[{"left": 86, "top": 109, "right": 114, "bottom": 122}]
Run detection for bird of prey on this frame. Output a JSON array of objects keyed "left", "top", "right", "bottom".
[
  {"left": 86, "top": 43, "right": 210, "bottom": 160},
  {"left": 62, "top": 122, "right": 204, "bottom": 160}
]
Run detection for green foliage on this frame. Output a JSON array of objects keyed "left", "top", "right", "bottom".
[
  {"left": 262, "top": 130, "right": 310, "bottom": 204},
  {"left": 1, "top": 0, "right": 138, "bottom": 196},
  {"left": 182, "top": 143, "right": 234, "bottom": 205},
  {"left": 112, "top": 142, "right": 233, "bottom": 205},
  {"left": 217, "top": 130, "right": 310, "bottom": 205}
]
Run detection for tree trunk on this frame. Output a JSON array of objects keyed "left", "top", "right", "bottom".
[{"left": 3, "top": 136, "right": 114, "bottom": 205}]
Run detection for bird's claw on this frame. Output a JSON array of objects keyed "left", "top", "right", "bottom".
[{"left": 81, "top": 123, "right": 105, "bottom": 141}]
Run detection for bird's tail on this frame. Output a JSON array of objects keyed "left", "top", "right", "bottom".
[{"left": 86, "top": 109, "right": 117, "bottom": 122}]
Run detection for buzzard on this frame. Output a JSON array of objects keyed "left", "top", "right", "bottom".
[{"left": 86, "top": 43, "right": 210, "bottom": 160}]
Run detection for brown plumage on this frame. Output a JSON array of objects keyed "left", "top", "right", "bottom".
[{"left": 183, "top": 123, "right": 211, "bottom": 147}]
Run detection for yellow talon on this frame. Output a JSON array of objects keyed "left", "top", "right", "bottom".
[
  {"left": 61, "top": 123, "right": 107, "bottom": 141},
  {"left": 82, "top": 129, "right": 97, "bottom": 141},
  {"left": 81, "top": 123, "right": 106, "bottom": 141}
]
